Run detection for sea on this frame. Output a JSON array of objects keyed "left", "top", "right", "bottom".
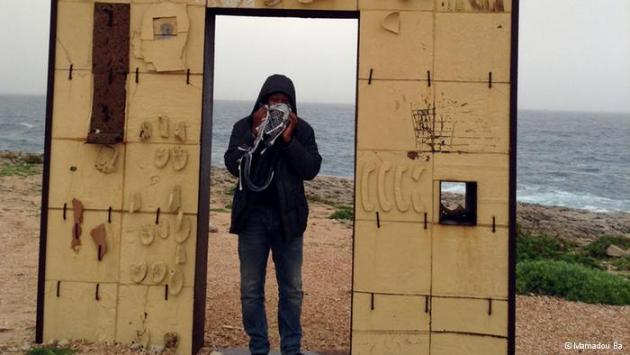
[{"left": 1, "top": 95, "right": 629, "bottom": 213}]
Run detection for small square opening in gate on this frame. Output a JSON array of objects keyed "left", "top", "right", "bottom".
[{"left": 439, "top": 181, "right": 477, "bottom": 226}]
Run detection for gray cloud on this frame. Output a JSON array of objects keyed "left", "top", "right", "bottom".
[{"left": 1, "top": 0, "right": 628, "bottom": 112}]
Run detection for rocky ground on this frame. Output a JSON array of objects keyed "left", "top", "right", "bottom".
[{"left": 0, "top": 153, "right": 628, "bottom": 354}]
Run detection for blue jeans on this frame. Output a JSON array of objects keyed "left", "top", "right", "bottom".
[{"left": 238, "top": 206, "right": 303, "bottom": 355}]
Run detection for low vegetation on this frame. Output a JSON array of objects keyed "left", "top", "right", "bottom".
[
  {"left": 517, "top": 231, "right": 630, "bottom": 305},
  {"left": 0, "top": 161, "right": 39, "bottom": 177},
  {"left": 27, "top": 347, "right": 74, "bottom": 355},
  {"left": 328, "top": 205, "right": 354, "bottom": 221}
]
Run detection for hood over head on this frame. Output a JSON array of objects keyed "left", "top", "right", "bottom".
[{"left": 252, "top": 74, "right": 297, "bottom": 115}]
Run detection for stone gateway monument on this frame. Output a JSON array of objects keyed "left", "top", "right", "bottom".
[{"left": 36, "top": 0, "right": 519, "bottom": 354}]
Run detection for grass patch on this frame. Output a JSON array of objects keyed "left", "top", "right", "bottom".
[
  {"left": 582, "top": 236, "right": 630, "bottom": 259},
  {"left": 27, "top": 347, "right": 74, "bottom": 355},
  {"left": 612, "top": 256, "right": 630, "bottom": 271},
  {"left": 210, "top": 207, "right": 230, "bottom": 213},
  {"left": 329, "top": 205, "right": 353, "bottom": 221},
  {"left": 225, "top": 186, "right": 236, "bottom": 196},
  {"left": 0, "top": 162, "right": 39, "bottom": 177},
  {"left": 516, "top": 260, "right": 630, "bottom": 305}
]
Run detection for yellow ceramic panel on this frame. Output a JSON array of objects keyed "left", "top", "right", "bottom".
[
  {"left": 132, "top": 0, "right": 206, "bottom": 5},
  {"left": 438, "top": 0, "right": 512, "bottom": 13},
  {"left": 352, "top": 293, "right": 430, "bottom": 331},
  {"left": 433, "top": 82, "right": 510, "bottom": 154},
  {"left": 46, "top": 210, "right": 121, "bottom": 283},
  {"left": 130, "top": 3, "right": 205, "bottom": 73},
  {"left": 48, "top": 140, "right": 125, "bottom": 210},
  {"left": 119, "top": 212, "right": 197, "bottom": 286},
  {"left": 43, "top": 281, "right": 117, "bottom": 343},
  {"left": 435, "top": 13, "right": 511, "bottom": 83},
  {"left": 358, "top": 0, "right": 433, "bottom": 11},
  {"left": 432, "top": 226, "right": 509, "bottom": 298},
  {"left": 431, "top": 297, "right": 508, "bottom": 337},
  {"left": 432, "top": 153, "right": 509, "bottom": 226},
  {"left": 431, "top": 333, "right": 507, "bottom": 355},
  {"left": 123, "top": 143, "right": 200, "bottom": 213},
  {"left": 351, "top": 332, "right": 430, "bottom": 355},
  {"left": 55, "top": 1, "right": 93, "bottom": 70},
  {"left": 259, "top": 0, "right": 357, "bottom": 10},
  {"left": 359, "top": 11, "right": 433, "bottom": 81},
  {"left": 61, "top": 0, "right": 132, "bottom": 3},
  {"left": 208, "top": 0, "right": 357, "bottom": 10},
  {"left": 353, "top": 221, "right": 430, "bottom": 294},
  {"left": 51, "top": 70, "right": 93, "bottom": 139},
  {"left": 116, "top": 285, "right": 194, "bottom": 355},
  {"left": 126, "top": 74, "right": 203, "bottom": 144},
  {"left": 355, "top": 150, "right": 432, "bottom": 223},
  {"left": 357, "top": 80, "right": 433, "bottom": 151}
]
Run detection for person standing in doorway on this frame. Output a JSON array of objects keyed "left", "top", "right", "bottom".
[{"left": 224, "top": 74, "right": 322, "bottom": 355}]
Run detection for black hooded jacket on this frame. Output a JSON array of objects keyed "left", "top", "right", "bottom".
[{"left": 224, "top": 74, "right": 322, "bottom": 242}]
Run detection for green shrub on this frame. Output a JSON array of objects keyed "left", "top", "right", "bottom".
[
  {"left": 516, "top": 260, "right": 630, "bottom": 305},
  {"left": 612, "top": 256, "right": 630, "bottom": 271},
  {"left": 27, "top": 348, "right": 74, "bottom": 355},
  {"left": 0, "top": 162, "right": 39, "bottom": 177},
  {"left": 329, "top": 205, "right": 353, "bottom": 221},
  {"left": 225, "top": 186, "right": 236, "bottom": 196},
  {"left": 516, "top": 233, "right": 570, "bottom": 263},
  {"left": 582, "top": 236, "right": 630, "bottom": 258}
]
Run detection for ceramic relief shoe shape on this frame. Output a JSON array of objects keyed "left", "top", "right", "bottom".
[
  {"left": 139, "top": 121, "right": 152, "bottom": 141},
  {"left": 167, "top": 265, "right": 184, "bottom": 296},
  {"left": 171, "top": 146, "right": 188, "bottom": 171},
  {"left": 175, "top": 245, "right": 186, "bottom": 264},
  {"left": 174, "top": 121, "right": 187, "bottom": 142},
  {"left": 154, "top": 147, "right": 170, "bottom": 169},
  {"left": 150, "top": 263, "right": 168, "bottom": 284},
  {"left": 130, "top": 262, "right": 148, "bottom": 283},
  {"left": 168, "top": 185, "right": 182, "bottom": 213},
  {"left": 94, "top": 145, "right": 118, "bottom": 174},
  {"left": 139, "top": 224, "right": 155, "bottom": 246}
]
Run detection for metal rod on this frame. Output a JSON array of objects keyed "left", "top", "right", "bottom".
[
  {"left": 488, "top": 298, "right": 493, "bottom": 315},
  {"left": 425, "top": 295, "right": 429, "bottom": 313},
  {"left": 68, "top": 64, "right": 73, "bottom": 80},
  {"left": 370, "top": 293, "right": 374, "bottom": 310},
  {"left": 95, "top": 283, "right": 100, "bottom": 301},
  {"left": 63, "top": 203, "right": 67, "bottom": 220},
  {"left": 376, "top": 211, "right": 380, "bottom": 228},
  {"left": 489, "top": 72, "right": 493, "bottom": 88},
  {"left": 492, "top": 216, "right": 496, "bottom": 233},
  {"left": 424, "top": 212, "right": 428, "bottom": 230},
  {"left": 186, "top": 69, "right": 190, "bottom": 85},
  {"left": 56, "top": 281, "right": 61, "bottom": 297},
  {"left": 135, "top": 67, "right": 139, "bottom": 83},
  {"left": 427, "top": 70, "right": 431, "bottom": 87},
  {"left": 368, "top": 68, "right": 373, "bottom": 85},
  {"left": 156, "top": 208, "right": 160, "bottom": 224},
  {"left": 98, "top": 246, "right": 102, "bottom": 261},
  {"left": 108, "top": 207, "right": 112, "bottom": 223},
  {"left": 165, "top": 285, "right": 169, "bottom": 300}
]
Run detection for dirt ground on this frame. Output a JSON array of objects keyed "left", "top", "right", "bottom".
[{"left": 0, "top": 172, "right": 628, "bottom": 354}]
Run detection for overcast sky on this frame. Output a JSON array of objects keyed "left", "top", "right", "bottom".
[{"left": 0, "top": 0, "right": 628, "bottom": 112}]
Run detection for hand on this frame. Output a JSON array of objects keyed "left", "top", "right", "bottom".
[
  {"left": 282, "top": 112, "right": 298, "bottom": 144},
  {"left": 252, "top": 105, "right": 268, "bottom": 135}
]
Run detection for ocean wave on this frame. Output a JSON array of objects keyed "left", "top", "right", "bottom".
[{"left": 517, "top": 187, "right": 630, "bottom": 213}]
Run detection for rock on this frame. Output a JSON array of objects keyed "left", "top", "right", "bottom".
[
  {"left": 129, "top": 342, "right": 142, "bottom": 350},
  {"left": 208, "top": 223, "right": 219, "bottom": 233},
  {"left": 606, "top": 244, "right": 627, "bottom": 257},
  {"left": 58, "top": 339, "right": 70, "bottom": 347},
  {"left": 20, "top": 344, "right": 31, "bottom": 351},
  {"left": 149, "top": 344, "right": 164, "bottom": 354}
]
